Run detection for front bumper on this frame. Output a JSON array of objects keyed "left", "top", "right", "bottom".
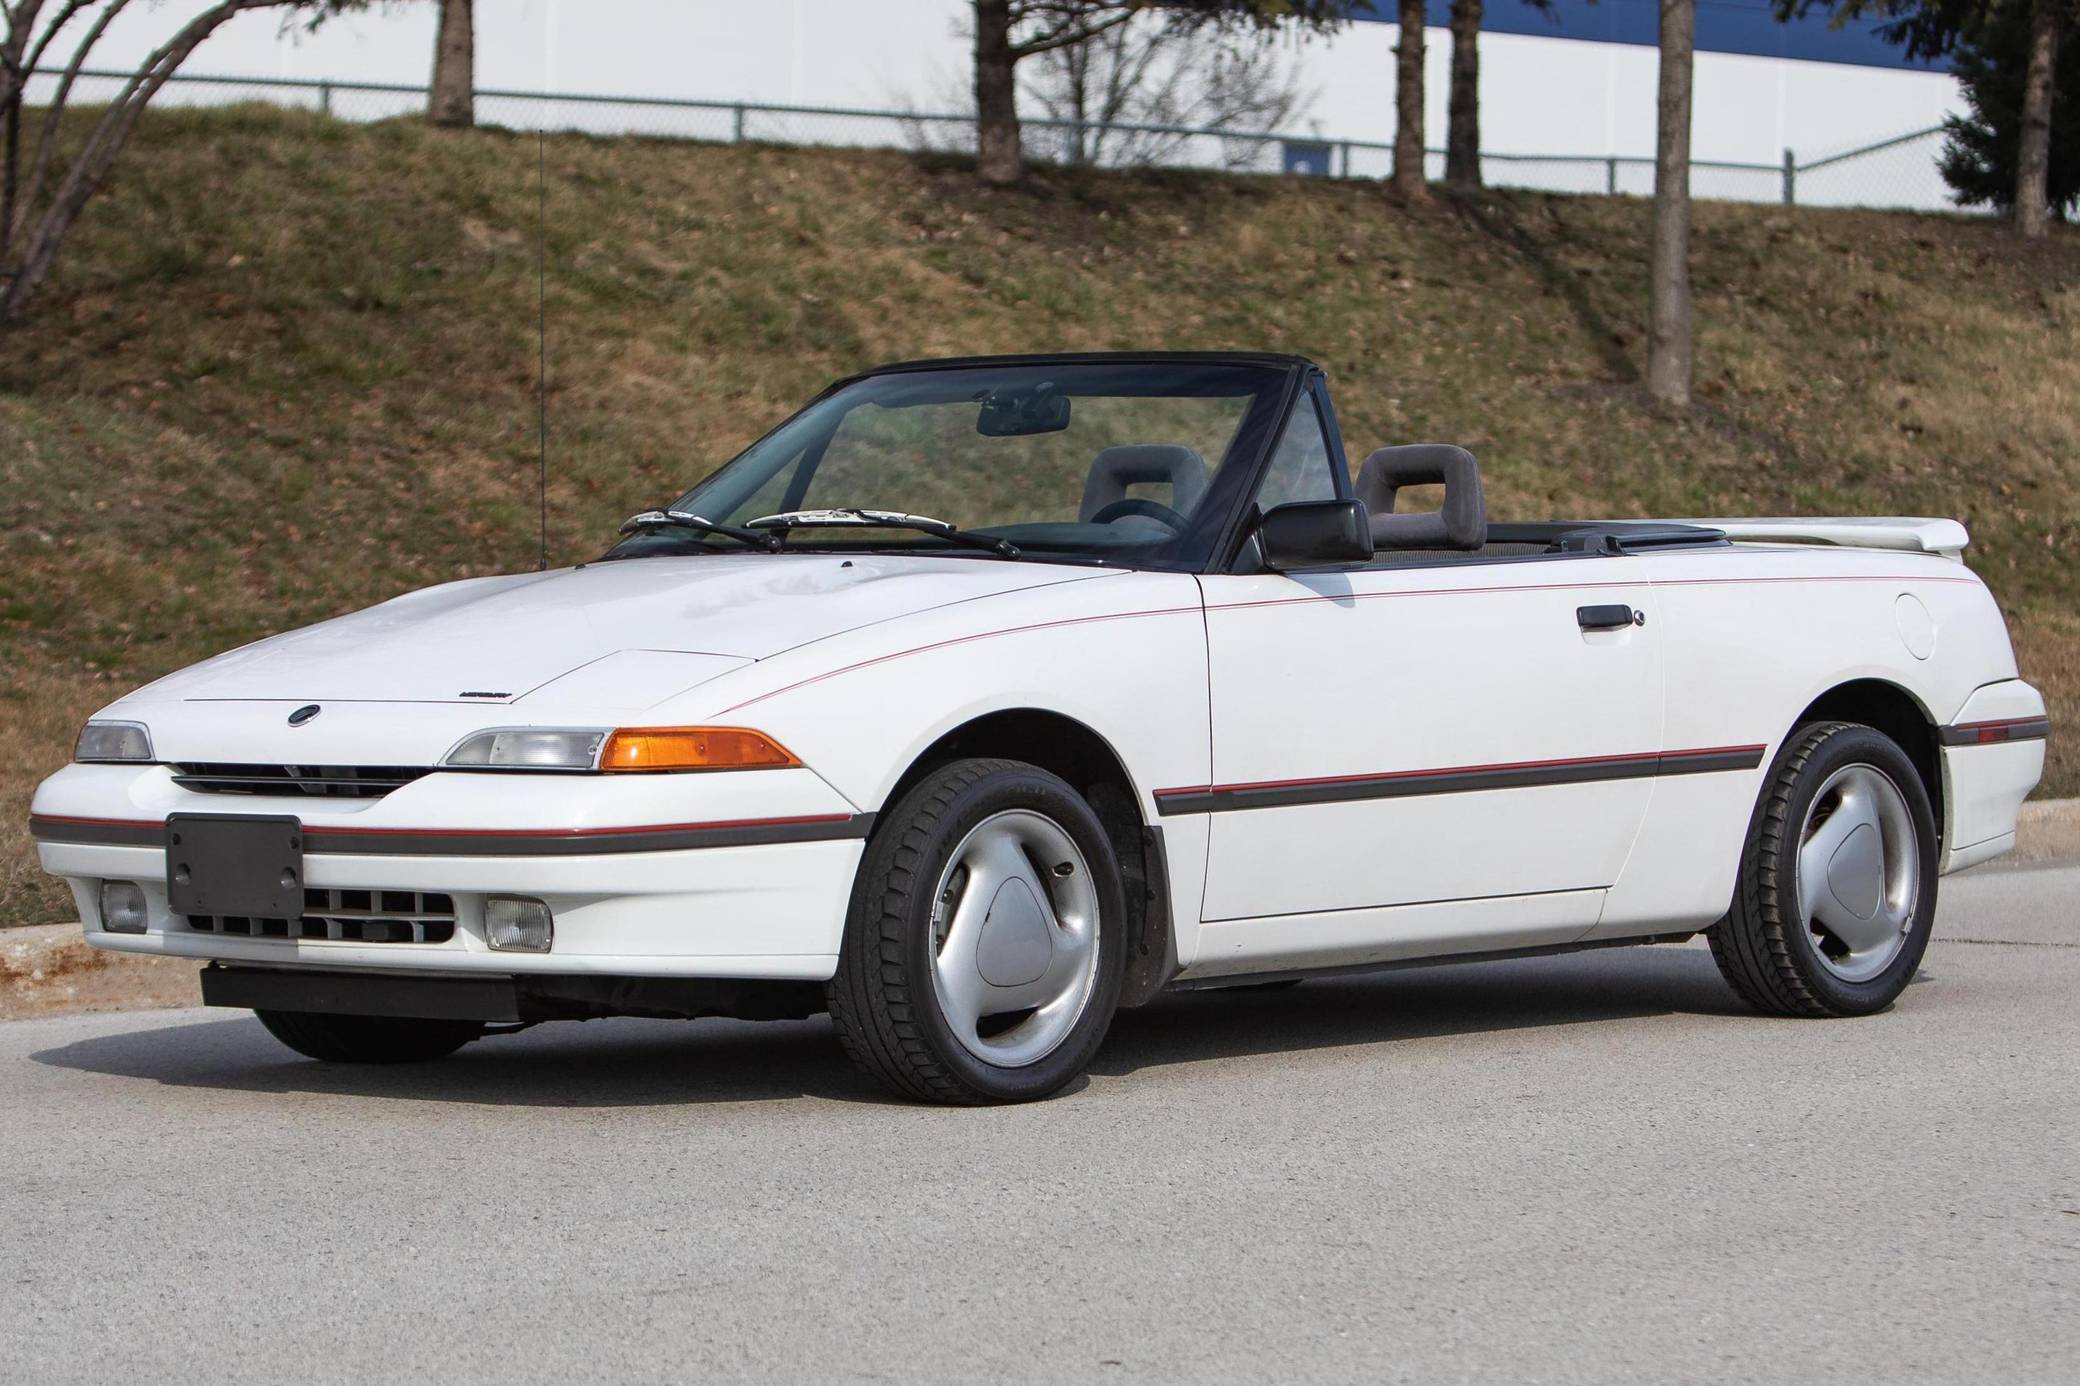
[{"left": 31, "top": 763, "right": 870, "bottom": 981}]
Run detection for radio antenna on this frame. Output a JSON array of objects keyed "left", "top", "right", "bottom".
[{"left": 536, "top": 124, "right": 548, "bottom": 571}]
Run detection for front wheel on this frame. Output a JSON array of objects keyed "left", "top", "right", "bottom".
[
  {"left": 256, "top": 1010, "right": 484, "bottom": 1063},
  {"left": 827, "top": 757, "right": 1126, "bottom": 1104},
  {"left": 1709, "top": 721, "right": 1938, "bottom": 1017}
]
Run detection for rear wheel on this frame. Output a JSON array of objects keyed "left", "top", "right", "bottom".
[
  {"left": 255, "top": 1010, "right": 484, "bottom": 1063},
  {"left": 1709, "top": 721, "right": 1938, "bottom": 1017},
  {"left": 827, "top": 757, "right": 1126, "bottom": 1105}
]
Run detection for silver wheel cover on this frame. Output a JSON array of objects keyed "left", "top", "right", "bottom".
[
  {"left": 1795, "top": 763, "right": 1921, "bottom": 983},
  {"left": 928, "top": 809, "right": 1101, "bottom": 1068}
]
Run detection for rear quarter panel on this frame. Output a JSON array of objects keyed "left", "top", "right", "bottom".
[{"left": 1592, "top": 545, "right": 2015, "bottom": 937}]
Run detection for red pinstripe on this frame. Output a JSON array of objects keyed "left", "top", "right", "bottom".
[
  {"left": 309, "top": 813, "right": 856, "bottom": 840},
  {"left": 716, "top": 569, "right": 1977, "bottom": 711},
  {"left": 717, "top": 603, "right": 1203, "bottom": 713},
  {"left": 32, "top": 812, "right": 855, "bottom": 840},
  {"left": 1204, "top": 572, "right": 1976, "bottom": 614}
]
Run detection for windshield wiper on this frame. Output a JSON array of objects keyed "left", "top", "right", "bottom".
[
  {"left": 617, "top": 509, "right": 780, "bottom": 551},
  {"left": 746, "top": 508, "right": 1022, "bottom": 559}
]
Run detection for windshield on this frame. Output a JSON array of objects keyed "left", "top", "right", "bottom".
[{"left": 606, "top": 360, "right": 1292, "bottom": 570}]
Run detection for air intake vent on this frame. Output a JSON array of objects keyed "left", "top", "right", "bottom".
[
  {"left": 171, "top": 764, "right": 430, "bottom": 798},
  {"left": 186, "top": 889, "right": 456, "bottom": 944}
]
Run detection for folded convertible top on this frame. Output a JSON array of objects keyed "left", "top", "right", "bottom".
[{"left": 1676, "top": 517, "right": 1970, "bottom": 562}]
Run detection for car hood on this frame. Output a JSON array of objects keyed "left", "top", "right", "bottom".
[{"left": 133, "top": 555, "right": 1112, "bottom": 707}]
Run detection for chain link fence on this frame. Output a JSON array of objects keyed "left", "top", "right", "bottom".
[
  {"left": 31, "top": 68, "right": 1962, "bottom": 215},
  {"left": 1786, "top": 126, "right": 1951, "bottom": 210}
]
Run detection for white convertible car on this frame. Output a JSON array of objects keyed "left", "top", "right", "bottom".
[{"left": 31, "top": 353, "right": 2048, "bottom": 1103}]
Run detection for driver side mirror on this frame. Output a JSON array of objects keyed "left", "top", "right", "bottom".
[{"left": 1257, "top": 499, "right": 1374, "bottom": 571}]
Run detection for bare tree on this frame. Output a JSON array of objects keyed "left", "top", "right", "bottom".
[
  {"left": 968, "top": 0, "right": 1355, "bottom": 186},
  {"left": 1647, "top": 0, "right": 1694, "bottom": 408},
  {"left": 1445, "top": 0, "right": 1479, "bottom": 187},
  {"left": 0, "top": 2, "right": 350, "bottom": 327},
  {"left": 1024, "top": 13, "right": 1313, "bottom": 170},
  {"left": 973, "top": 0, "right": 1123, "bottom": 185},
  {"left": 1393, "top": 0, "right": 1426, "bottom": 199},
  {"left": 428, "top": 0, "right": 472, "bottom": 128},
  {"left": 2015, "top": 0, "right": 2062, "bottom": 234},
  {"left": 1445, "top": 0, "right": 1555, "bottom": 190}
]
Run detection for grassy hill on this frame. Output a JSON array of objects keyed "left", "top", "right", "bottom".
[{"left": 3, "top": 104, "right": 2075, "bottom": 926}]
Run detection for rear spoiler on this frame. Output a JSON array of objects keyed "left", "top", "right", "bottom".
[{"left": 1676, "top": 517, "right": 1970, "bottom": 562}]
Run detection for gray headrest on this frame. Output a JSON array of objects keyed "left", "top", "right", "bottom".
[
  {"left": 1079, "top": 445, "right": 1210, "bottom": 522},
  {"left": 1354, "top": 444, "right": 1487, "bottom": 550}
]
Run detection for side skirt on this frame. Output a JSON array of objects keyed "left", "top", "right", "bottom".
[{"left": 1164, "top": 931, "right": 1702, "bottom": 992}]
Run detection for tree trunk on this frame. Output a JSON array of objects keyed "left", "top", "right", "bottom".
[
  {"left": 428, "top": 0, "right": 475, "bottom": 129},
  {"left": 1069, "top": 35, "right": 1089, "bottom": 167},
  {"left": 1, "top": 1, "right": 263, "bottom": 326},
  {"left": 974, "top": 0, "right": 1023, "bottom": 186},
  {"left": 1646, "top": 0, "right": 1694, "bottom": 409},
  {"left": 2014, "top": 0, "right": 2059, "bottom": 238},
  {"left": 1445, "top": 0, "right": 1482, "bottom": 189},
  {"left": 1393, "top": 0, "right": 1427, "bottom": 200},
  {"left": 2, "top": 90, "right": 18, "bottom": 253}
]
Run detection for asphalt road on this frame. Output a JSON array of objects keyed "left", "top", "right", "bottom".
[{"left": 3, "top": 866, "right": 2075, "bottom": 1384}]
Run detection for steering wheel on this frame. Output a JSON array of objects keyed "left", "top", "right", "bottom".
[{"left": 1089, "top": 497, "right": 1189, "bottom": 532}]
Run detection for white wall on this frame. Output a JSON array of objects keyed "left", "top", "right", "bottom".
[
  {"left": 72, "top": 1, "right": 967, "bottom": 102},
  {"left": 58, "top": 1, "right": 1963, "bottom": 189}
]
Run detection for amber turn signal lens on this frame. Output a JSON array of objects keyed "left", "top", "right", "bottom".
[{"left": 598, "top": 726, "right": 801, "bottom": 773}]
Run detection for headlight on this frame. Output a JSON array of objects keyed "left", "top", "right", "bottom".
[
  {"left": 75, "top": 720, "right": 154, "bottom": 763},
  {"left": 442, "top": 725, "right": 800, "bottom": 773},
  {"left": 442, "top": 727, "right": 608, "bottom": 771}
]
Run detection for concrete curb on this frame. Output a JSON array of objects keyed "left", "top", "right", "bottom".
[
  {"left": 2, "top": 927, "right": 198, "bottom": 1021},
  {"left": 6, "top": 799, "right": 2077, "bottom": 1022},
  {"left": 2002, "top": 798, "right": 2080, "bottom": 871}
]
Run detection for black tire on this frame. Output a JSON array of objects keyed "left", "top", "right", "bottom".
[
  {"left": 1709, "top": 721, "right": 1939, "bottom": 1018},
  {"left": 255, "top": 1010, "right": 484, "bottom": 1063},
  {"left": 826, "top": 757, "right": 1127, "bottom": 1105}
]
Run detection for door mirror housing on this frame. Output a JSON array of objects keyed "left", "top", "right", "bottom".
[{"left": 1257, "top": 499, "right": 1374, "bottom": 571}]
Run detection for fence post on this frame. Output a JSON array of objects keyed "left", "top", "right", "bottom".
[
  {"left": 732, "top": 103, "right": 746, "bottom": 143},
  {"left": 1781, "top": 148, "right": 1795, "bottom": 206},
  {"left": 1605, "top": 156, "right": 1617, "bottom": 195},
  {"left": 319, "top": 81, "right": 332, "bottom": 117},
  {"left": 1337, "top": 141, "right": 1351, "bottom": 179}
]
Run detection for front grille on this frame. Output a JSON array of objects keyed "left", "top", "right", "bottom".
[
  {"left": 171, "top": 763, "right": 431, "bottom": 799},
  {"left": 186, "top": 889, "right": 456, "bottom": 944}
]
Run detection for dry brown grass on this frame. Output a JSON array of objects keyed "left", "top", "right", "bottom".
[{"left": 1, "top": 105, "right": 2074, "bottom": 926}]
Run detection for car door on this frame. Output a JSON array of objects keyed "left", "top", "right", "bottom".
[{"left": 1183, "top": 386, "right": 1664, "bottom": 971}]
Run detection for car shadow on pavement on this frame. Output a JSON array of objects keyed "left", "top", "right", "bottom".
[
  {"left": 30, "top": 944, "right": 1748, "bottom": 1108},
  {"left": 30, "top": 1011, "right": 884, "bottom": 1108},
  {"left": 1095, "top": 943, "right": 1748, "bottom": 1078}
]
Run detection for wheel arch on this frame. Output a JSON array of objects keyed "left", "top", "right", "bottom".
[
  {"left": 877, "top": 707, "right": 1176, "bottom": 1008},
  {"left": 1789, "top": 678, "right": 1943, "bottom": 826}
]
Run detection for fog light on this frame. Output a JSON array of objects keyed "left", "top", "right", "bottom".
[
  {"left": 484, "top": 896, "right": 553, "bottom": 952},
  {"left": 99, "top": 880, "right": 148, "bottom": 934}
]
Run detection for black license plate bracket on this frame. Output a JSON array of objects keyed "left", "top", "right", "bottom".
[{"left": 166, "top": 814, "right": 305, "bottom": 919}]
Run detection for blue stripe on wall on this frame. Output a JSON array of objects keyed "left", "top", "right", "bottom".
[{"left": 1352, "top": 0, "right": 1950, "bottom": 73}]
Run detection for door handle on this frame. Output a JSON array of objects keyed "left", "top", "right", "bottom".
[{"left": 1578, "top": 603, "right": 1644, "bottom": 631}]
